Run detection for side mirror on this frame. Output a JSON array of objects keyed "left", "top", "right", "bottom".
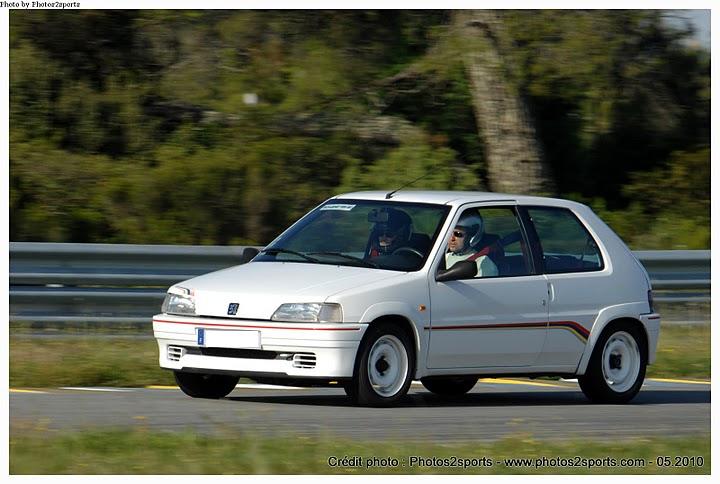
[
  {"left": 240, "top": 247, "right": 260, "bottom": 264},
  {"left": 435, "top": 260, "right": 477, "bottom": 282}
]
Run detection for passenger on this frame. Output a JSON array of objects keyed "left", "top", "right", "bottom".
[
  {"left": 368, "top": 208, "right": 413, "bottom": 257},
  {"left": 445, "top": 213, "right": 499, "bottom": 277}
]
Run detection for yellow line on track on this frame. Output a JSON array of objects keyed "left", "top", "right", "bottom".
[
  {"left": 479, "top": 378, "right": 566, "bottom": 388},
  {"left": 148, "top": 380, "right": 571, "bottom": 390},
  {"left": 14, "top": 378, "right": 705, "bottom": 394},
  {"left": 648, "top": 378, "right": 710, "bottom": 385}
]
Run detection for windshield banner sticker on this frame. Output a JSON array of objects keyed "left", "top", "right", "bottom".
[{"left": 320, "top": 204, "right": 356, "bottom": 211}]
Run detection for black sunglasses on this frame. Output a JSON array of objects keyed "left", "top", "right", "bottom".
[{"left": 452, "top": 230, "right": 466, "bottom": 238}]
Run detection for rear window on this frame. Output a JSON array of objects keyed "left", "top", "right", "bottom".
[{"left": 526, "top": 207, "right": 604, "bottom": 274}]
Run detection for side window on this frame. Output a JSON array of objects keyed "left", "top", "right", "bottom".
[
  {"left": 527, "top": 207, "right": 604, "bottom": 274},
  {"left": 444, "top": 206, "right": 532, "bottom": 278}
]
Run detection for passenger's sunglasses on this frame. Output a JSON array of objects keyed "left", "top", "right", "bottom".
[{"left": 452, "top": 231, "right": 466, "bottom": 238}]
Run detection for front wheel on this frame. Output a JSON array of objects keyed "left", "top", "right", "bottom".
[
  {"left": 578, "top": 323, "right": 647, "bottom": 404},
  {"left": 348, "top": 323, "right": 415, "bottom": 407},
  {"left": 421, "top": 376, "right": 478, "bottom": 396},
  {"left": 174, "top": 371, "right": 239, "bottom": 399}
]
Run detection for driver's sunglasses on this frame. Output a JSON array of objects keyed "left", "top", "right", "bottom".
[
  {"left": 452, "top": 231, "right": 466, "bottom": 238},
  {"left": 379, "top": 230, "right": 398, "bottom": 238}
]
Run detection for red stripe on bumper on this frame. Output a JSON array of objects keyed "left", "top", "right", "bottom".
[{"left": 153, "top": 318, "right": 361, "bottom": 331}]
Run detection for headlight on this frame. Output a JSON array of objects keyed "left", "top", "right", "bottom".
[
  {"left": 271, "top": 303, "right": 343, "bottom": 323},
  {"left": 161, "top": 287, "right": 196, "bottom": 315}
]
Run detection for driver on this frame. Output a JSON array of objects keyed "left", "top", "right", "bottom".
[
  {"left": 446, "top": 212, "right": 498, "bottom": 277},
  {"left": 369, "top": 208, "right": 413, "bottom": 257}
]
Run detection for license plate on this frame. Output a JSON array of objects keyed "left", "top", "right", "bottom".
[{"left": 196, "top": 328, "right": 261, "bottom": 349}]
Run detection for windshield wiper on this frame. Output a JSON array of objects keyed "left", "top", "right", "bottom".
[
  {"left": 308, "top": 252, "right": 379, "bottom": 268},
  {"left": 261, "top": 248, "right": 319, "bottom": 263}
]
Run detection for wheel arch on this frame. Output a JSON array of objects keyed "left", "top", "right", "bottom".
[
  {"left": 356, "top": 314, "right": 420, "bottom": 377},
  {"left": 577, "top": 316, "right": 649, "bottom": 375}
]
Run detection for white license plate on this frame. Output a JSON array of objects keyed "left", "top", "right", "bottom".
[{"left": 196, "top": 328, "right": 261, "bottom": 349}]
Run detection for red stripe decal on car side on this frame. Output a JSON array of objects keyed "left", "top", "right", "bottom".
[
  {"left": 429, "top": 322, "right": 547, "bottom": 331},
  {"left": 423, "top": 320, "right": 590, "bottom": 341},
  {"left": 153, "top": 318, "right": 361, "bottom": 331},
  {"left": 550, "top": 321, "right": 590, "bottom": 339}
]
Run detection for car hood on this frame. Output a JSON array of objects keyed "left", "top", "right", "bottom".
[{"left": 174, "top": 261, "right": 404, "bottom": 320}]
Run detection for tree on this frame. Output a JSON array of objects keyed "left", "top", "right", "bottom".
[
  {"left": 452, "top": 10, "right": 555, "bottom": 195},
  {"left": 9, "top": 10, "right": 709, "bottom": 248}
]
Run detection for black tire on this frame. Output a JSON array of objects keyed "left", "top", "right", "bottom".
[
  {"left": 420, "top": 376, "right": 478, "bottom": 396},
  {"left": 578, "top": 322, "right": 647, "bottom": 404},
  {"left": 342, "top": 382, "right": 357, "bottom": 401},
  {"left": 347, "top": 323, "right": 415, "bottom": 407},
  {"left": 174, "top": 371, "right": 240, "bottom": 399}
]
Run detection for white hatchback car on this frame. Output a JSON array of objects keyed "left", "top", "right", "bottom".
[{"left": 153, "top": 191, "right": 660, "bottom": 406}]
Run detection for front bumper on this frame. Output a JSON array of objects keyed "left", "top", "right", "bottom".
[{"left": 153, "top": 314, "right": 367, "bottom": 378}]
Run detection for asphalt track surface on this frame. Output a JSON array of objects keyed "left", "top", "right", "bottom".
[{"left": 10, "top": 379, "right": 710, "bottom": 443}]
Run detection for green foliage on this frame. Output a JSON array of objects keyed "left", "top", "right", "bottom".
[
  {"left": 339, "top": 139, "right": 481, "bottom": 192},
  {"left": 10, "top": 138, "right": 116, "bottom": 242},
  {"left": 8, "top": 10, "right": 709, "bottom": 248},
  {"left": 502, "top": 10, "right": 709, "bottom": 199},
  {"left": 10, "top": 10, "right": 157, "bottom": 89},
  {"left": 281, "top": 40, "right": 352, "bottom": 111},
  {"left": 9, "top": 42, "right": 63, "bottom": 141},
  {"left": 573, "top": 147, "right": 710, "bottom": 249},
  {"left": 623, "top": 148, "right": 710, "bottom": 249}
]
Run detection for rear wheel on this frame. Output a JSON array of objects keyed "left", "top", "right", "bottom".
[
  {"left": 174, "top": 371, "right": 239, "bottom": 399},
  {"left": 421, "top": 376, "right": 478, "bottom": 396},
  {"left": 578, "top": 322, "right": 647, "bottom": 404},
  {"left": 348, "top": 323, "right": 415, "bottom": 407}
]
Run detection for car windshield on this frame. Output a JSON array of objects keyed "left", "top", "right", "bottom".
[{"left": 254, "top": 199, "right": 451, "bottom": 271}]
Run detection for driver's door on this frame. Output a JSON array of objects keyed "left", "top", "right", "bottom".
[{"left": 427, "top": 204, "right": 549, "bottom": 369}]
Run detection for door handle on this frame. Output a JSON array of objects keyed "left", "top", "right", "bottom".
[{"left": 547, "top": 282, "right": 555, "bottom": 302}]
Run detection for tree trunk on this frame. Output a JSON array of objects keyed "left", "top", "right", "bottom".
[{"left": 453, "top": 10, "right": 555, "bottom": 195}]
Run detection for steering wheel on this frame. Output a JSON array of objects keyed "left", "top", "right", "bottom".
[{"left": 392, "top": 247, "right": 424, "bottom": 258}]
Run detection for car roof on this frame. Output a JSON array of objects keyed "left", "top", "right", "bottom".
[{"left": 332, "top": 190, "right": 586, "bottom": 209}]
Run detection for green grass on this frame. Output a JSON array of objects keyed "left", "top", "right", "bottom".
[
  {"left": 646, "top": 324, "right": 710, "bottom": 380},
  {"left": 9, "top": 336, "right": 176, "bottom": 388},
  {"left": 9, "top": 323, "right": 709, "bottom": 388},
  {"left": 9, "top": 429, "right": 710, "bottom": 474}
]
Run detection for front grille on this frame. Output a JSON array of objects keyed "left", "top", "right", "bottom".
[
  {"left": 167, "top": 345, "right": 185, "bottom": 361},
  {"left": 177, "top": 346, "right": 316, "bottom": 367},
  {"left": 292, "top": 353, "right": 317, "bottom": 369},
  {"left": 183, "top": 347, "right": 278, "bottom": 359}
]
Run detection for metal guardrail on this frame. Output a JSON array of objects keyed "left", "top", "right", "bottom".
[
  {"left": 632, "top": 250, "right": 711, "bottom": 291},
  {"left": 10, "top": 243, "right": 259, "bottom": 325},
  {"left": 9, "top": 243, "right": 709, "bottom": 325}
]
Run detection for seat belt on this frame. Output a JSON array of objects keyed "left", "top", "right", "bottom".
[{"left": 467, "top": 246, "right": 491, "bottom": 262}]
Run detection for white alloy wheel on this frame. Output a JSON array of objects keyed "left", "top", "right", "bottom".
[
  {"left": 367, "top": 334, "right": 409, "bottom": 397},
  {"left": 601, "top": 331, "right": 641, "bottom": 393}
]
